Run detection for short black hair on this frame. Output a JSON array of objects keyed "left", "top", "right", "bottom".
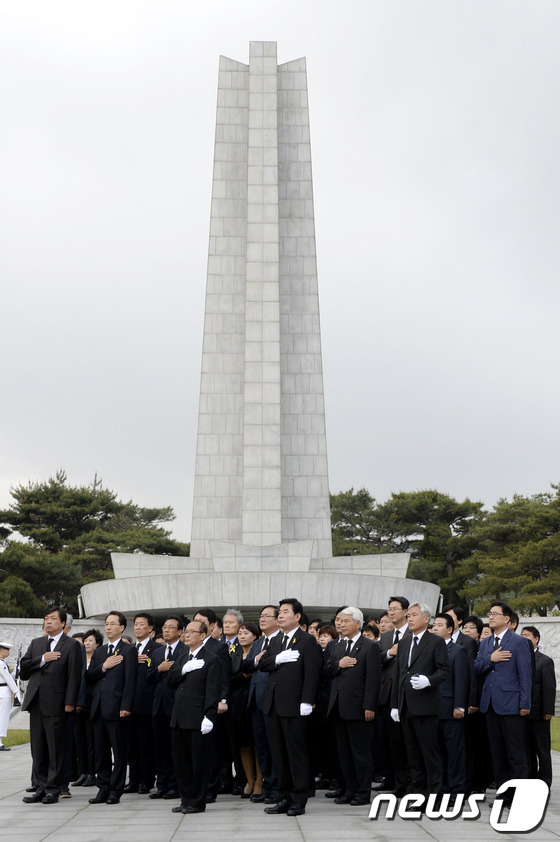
[
  {"left": 388, "top": 596, "right": 409, "bottom": 610},
  {"left": 133, "top": 612, "right": 155, "bottom": 627},
  {"left": 464, "top": 615, "right": 483, "bottom": 635},
  {"left": 300, "top": 612, "right": 309, "bottom": 628},
  {"left": 522, "top": 625, "right": 540, "bottom": 641},
  {"left": 435, "top": 612, "right": 454, "bottom": 631},
  {"left": 105, "top": 611, "right": 127, "bottom": 629},
  {"left": 378, "top": 610, "right": 389, "bottom": 620},
  {"left": 194, "top": 607, "right": 217, "bottom": 626},
  {"left": 442, "top": 604, "right": 465, "bottom": 623},
  {"left": 490, "top": 601, "right": 513, "bottom": 622},
  {"left": 279, "top": 598, "right": 304, "bottom": 618},
  {"left": 509, "top": 610, "right": 520, "bottom": 629},
  {"left": 164, "top": 615, "right": 184, "bottom": 631},
  {"left": 83, "top": 628, "right": 103, "bottom": 646},
  {"left": 45, "top": 606, "right": 67, "bottom": 625},
  {"left": 261, "top": 605, "right": 279, "bottom": 618}
]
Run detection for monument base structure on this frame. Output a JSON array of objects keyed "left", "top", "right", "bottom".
[{"left": 79, "top": 42, "right": 441, "bottom": 621}]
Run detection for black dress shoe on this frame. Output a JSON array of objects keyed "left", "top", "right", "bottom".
[
  {"left": 23, "top": 792, "right": 45, "bottom": 803},
  {"left": 138, "top": 785, "right": 151, "bottom": 795},
  {"left": 0, "top": 745, "right": 10, "bottom": 751},
  {"left": 350, "top": 797, "right": 370, "bottom": 806},
  {"left": 264, "top": 798, "right": 290, "bottom": 814},
  {"left": 106, "top": 795, "right": 120, "bottom": 805},
  {"left": 149, "top": 790, "right": 167, "bottom": 799},
  {"left": 232, "top": 785, "right": 245, "bottom": 796},
  {"left": 42, "top": 794, "right": 59, "bottom": 805},
  {"left": 325, "top": 789, "right": 343, "bottom": 799},
  {"left": 89, "top": 792, "right": 108, "bottom": 804},
  {"left": 172, "top": 804, "right": 187, "bottom": 813},
  {"left": 123, "top": 784, "right": 139, "bottom": 793},
  {"left": 334, "top": 795, "right": 352, "bottom": 804},
  {"left": 83, "top": 776, "right": 97, "bottom": 787},
  {"left": 251, "top": 793, "right": 266, "bottom": 803},
  {"left": 264, "top": 794, "right": 280, "bottom": 804},
  {"left": 163, "top": 789, "right": 179, "bottom": 799},
  {"left": 287, "top": 803, "right": 305, "bottom": 816},
  {"left": 26, "top": 786, "right": 38, "bottom": 793},
  {"left": 184, "top": 806, "right": 205, "bottom": 813},
  {"left": 72, "top": 775, "right": 87, "bottom": 787}
]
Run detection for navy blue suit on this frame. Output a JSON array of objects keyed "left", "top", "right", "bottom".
[
  {"left": 474, "top": 628, "right": 532, "bottom": 789},
  {"left": 438, "top": 641, "right": 469, "bottom": 794},
  {"left": 146, "top": 640, "right": 186, "bottom": 793},
  {"left": 243, "top": 634, "right": 280, "bottom": 798}
]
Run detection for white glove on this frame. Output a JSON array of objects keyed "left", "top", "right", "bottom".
[
  {"left": 410, "top": 674, "right": 430, "bottom": 690},
  {"left": 300, "top": 702, "right": 313, "bottom": 716},
  {"left": 200, "top": 716, "right": 213, "bottom": 735},
  {"left": 275, "top": 649, "right": 300, "bottom": 665},
  {"left": 390, "top": 708, "right": 400, "bottom": 723},
  {"left": 182, "top": 658, "right": 204, "bottom": 675}
]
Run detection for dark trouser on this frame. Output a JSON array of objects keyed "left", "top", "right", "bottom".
[
  {"left": 381, "top": 702, "right": 410, "bottom": 792},
  {"left": 152, "top": 708, "right": 177, "bottom": 792},
  {"left": 172, "top": 727, "right": 209, "bottom": 810},
  {"left": 75, "top": 710, "right": 96, "bottom": 777},
  {"left": 401, "top": 705, "right": 441, "bottom": 798},
  {"left": 485, "top": 704, "right": 528, "bottom": 791},
  {"left": 92, "top": 713, "right": 128, "bottom": 796},
  {"left": 335, "top": 715, "right": 373, "bottom": 801},
  {"left": 267, "top": 710, "right": 309, "bottom": 806},
  {"left": 251, "top": 703, "right": 278, "bottom": 797},
  {"left": 28, "top": 699, "right": 71, "bottom": 796},
  {"left": 526, "top": 719, "right": 552, "bottom": 786},
  {"left": 128, "top": 712, "right": 156, "bottom": 787},
  {"left": 438, "top": 718, "right": 466, "bottom": 794}
]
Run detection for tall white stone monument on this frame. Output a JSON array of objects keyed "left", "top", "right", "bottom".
[{"left": 81, "top": 43, "right": 439, "bottom": 619}]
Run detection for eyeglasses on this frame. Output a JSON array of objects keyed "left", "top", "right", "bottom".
[
  {"left": 488, "top": 611, "right": 504, "bottom": 617},
  {"left": 260, "top": 614, "right": 276, "bottom": 619}
]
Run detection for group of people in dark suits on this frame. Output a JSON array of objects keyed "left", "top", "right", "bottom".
[{"left": 18, "top": 595, "right": 556, "bottom": 814}]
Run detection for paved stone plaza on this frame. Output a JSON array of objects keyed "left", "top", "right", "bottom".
[{"left": 2, "top": 713, "right": 560, "bottom": 842}]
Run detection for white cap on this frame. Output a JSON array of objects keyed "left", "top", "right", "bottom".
[{"left": 0, "top": 641, "right": 14, "bottom": 649}]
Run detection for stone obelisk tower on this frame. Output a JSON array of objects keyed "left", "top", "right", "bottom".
[{"left": 190, "top": 41, "right": 332, "bottom": 569}]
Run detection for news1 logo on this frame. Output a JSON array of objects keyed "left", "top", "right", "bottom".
[{"left": 369, "top": 779, "right": 550, "bottom": 833}]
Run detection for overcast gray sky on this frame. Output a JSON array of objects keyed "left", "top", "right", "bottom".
[{"left": 2, "top": 1, "right": 559, "bottom": 542}]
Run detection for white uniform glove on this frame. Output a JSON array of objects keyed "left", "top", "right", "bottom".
[
  {"left": 182, "top": 658, "right": 204, "bottom": 675},
  {"left": 300, "top": 703, "right": 313, "bottom": 716},
  {"left": 200, "top": 716, "right": 213, "bottom": 735},
  {"left": 275, "top": 649, "right": 300, "bottom": 665},
  {"left": 410, "top": 674, "right": 430, "bottom": 690},
  {"left": 390, "top": 708, "right": 400, "bottom": 723}
]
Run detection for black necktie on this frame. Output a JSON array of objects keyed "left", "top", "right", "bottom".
[
  {"left": 282, "top": 635, "right": 290, "bottom": 650},
  {"left": 494, "top": 635, "right": 500, "bottom": 650},
  {"left": 47, "top": 637, "right": 54, "bottom": 651},
  {"left": 188, "top": 652, "right": 195, "bottom": 661},
  {"left": 107, "top": 644, "right": 114, "bottom": 656},
  {"left": 408, "top": 636, "right": 418, "bottom": 666},
  {"left": 345, "top": 639, "right": 352, "bottom": 656},
  {"left": 262, "top": 637, "right": 270, "bottom": 652},
  {"left": 394, "top": 629, "right": 400, "bottom": 645},
  {"left": 167, "top": 645, "right": 172, "bottom": 660},
  {"left": 136, "top": 642, "right": 141, "bottom": 651}
]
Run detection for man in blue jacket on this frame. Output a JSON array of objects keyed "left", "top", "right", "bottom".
[{"left": 474, "top": 601, "right": 531, "bottom": 798}]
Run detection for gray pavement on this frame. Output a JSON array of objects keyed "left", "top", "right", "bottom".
[{"left": 2, "top": 715, "right": 560, "bottom": 842}]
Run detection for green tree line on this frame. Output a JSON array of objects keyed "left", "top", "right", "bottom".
[
  {"left": 0, "top": 471, "right": 189, "bottom": 617},
  {"left": 330, "top": 485, "right": 560, "bottom": 616}
]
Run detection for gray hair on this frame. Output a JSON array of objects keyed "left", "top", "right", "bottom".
[
  {"left": 409, "top": 602, "right": 432, "bottom": 622},
  {"left": 223, "top": 609, "right": 244, "bottom": 624},
  {"left": 340, "top": 606, "right": 363, "bottom": 628}
]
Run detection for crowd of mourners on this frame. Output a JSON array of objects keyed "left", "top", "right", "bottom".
[{"left": 4, "top": 594, "right": 556, "bottom": 815}]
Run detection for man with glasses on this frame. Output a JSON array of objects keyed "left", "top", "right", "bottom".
[
  {"left": 147, "top": 615, "right": 186, "bottom": 800},
  {"left": 474, "top": 601, "right": 532, "bottom": 804},
  {"left": 243, "top": 605, "right": 281, "bottom": 803},
  {"left": 86, "top": 611, "right": 137, "bottom": 805},
  {"left": 167, "top": 620, "right": 221, "bottom": 814}
]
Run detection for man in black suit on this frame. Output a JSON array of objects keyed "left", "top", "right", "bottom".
[
  {"left": 521, "top": 625, "right": 556, "bottom": 787},
  {"left": 20, "top": 608, "right": 82, "bottom": 804},
  {"left": 242, "top": 604, "right": 281, "bottom": 803},
  {"left": 391, "top": 602, "right": 449, "bottom": 800},
  {"left": 324, "top": 606, "right": 381, "bottom": 806},
  {"left": 432, "top": 613, "right": 469, "bottom": 796},
  {"left": 259, "top": 597, "right": 322, "bottom": 816},
  {"left": 167, "top": 620, "right": 221, "bottom": 814},
  {"left": 147, "top": 615, "right": 186, "bottom": 799},
  {"left": 125, "top": 612, "right": 163, "bottom": 794},
  {"left": 86, "top": 611, "right": 137, "bottom": 805},
  {"left": 193, "top": 608, "right": 232, "bottom": 801},
  {"left": 378, "top": 595, "right": 411, "bottom": 796},
  {"left": 443, "top": 604, "right": 480, "bottom": 712}
]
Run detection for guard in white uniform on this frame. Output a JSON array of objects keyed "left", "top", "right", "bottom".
[{"left": 0, "top": 640, "right": 21, "bottom": 750}]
